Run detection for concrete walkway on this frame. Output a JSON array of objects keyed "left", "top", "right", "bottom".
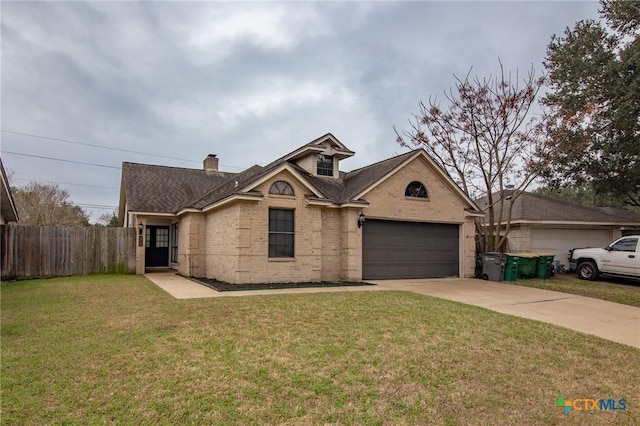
[
  {"left": 145, "top": 272, "right": 383, "bottom": 299},
  {"left": 145, "top": 272, "right": 640, "bottom": 349}
]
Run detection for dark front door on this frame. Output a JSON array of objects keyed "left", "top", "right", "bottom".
[
  {"left": 145, "top": 226, "right": 169, "bottom": 267},
  {"left": 362, "top": 220, "right": 459, "bottom": 279}
]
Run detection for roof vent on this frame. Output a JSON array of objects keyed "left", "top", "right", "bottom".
[{"left": 204, "top": 154, "right": 219, "bottom": 172}]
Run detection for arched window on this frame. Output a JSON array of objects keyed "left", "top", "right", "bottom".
[
  {"left": 405, "top": 181, "right": 428, "bottom": 198},
  {"left": 269, "top": 180, "right": 295, "bottom": 196}
]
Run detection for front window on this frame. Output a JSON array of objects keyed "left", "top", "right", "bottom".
[
  {"left": 317, "top": 154, "right": 334, "bottom": 176},
  {"left": 269, "top": 180, "right": 295, "bottom": 196},
  {"left": 269, "top": 209, "right": 294, "bottom": 258},
  {"left": 170, "top": 222, "right": 179, "bottom": 263},
  {"left": 405, "top": 181, "right": 428, "bottom": 198}
]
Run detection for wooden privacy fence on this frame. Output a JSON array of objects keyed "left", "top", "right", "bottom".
[{"left": 1, "top": 224, "right": 136, "bottom": 279}]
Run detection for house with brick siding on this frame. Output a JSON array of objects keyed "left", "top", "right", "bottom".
[
  {"left": 119, "top": 133, "right": 483, "bottom": 284},
  {"left": 477, "top": 191, "right": 640, "bottom": 270}
]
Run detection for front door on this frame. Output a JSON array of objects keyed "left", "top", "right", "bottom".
[{"left": 145, "top": 226, "right": 169, "bottom": 267}]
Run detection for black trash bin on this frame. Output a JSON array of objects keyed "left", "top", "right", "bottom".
[{"left": 481, "top": 252, "right": 508, "bottom": 282}]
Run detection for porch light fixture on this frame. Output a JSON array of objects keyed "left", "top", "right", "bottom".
[
  {"left": 357, "top": 211, "right": 366, "bottom": 228},
  {"left": 137, "top": 223, "right": 144, "bottom": 247}
]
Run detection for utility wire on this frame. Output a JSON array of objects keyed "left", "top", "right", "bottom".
[
  {"left": 13, "top": 177, "right": 119, "bottom": 189},
  {"left": 77, "top": 203, "right": 118, "bottom": 209},
  {"left": 1, "top": 129, "right": 199, "bottom": 164},
  {"left": 2, "top": 151, "right": 121, "bottom": 169},
  {"left": 1, "top": 129, "right": 247, "bottom": 170}
]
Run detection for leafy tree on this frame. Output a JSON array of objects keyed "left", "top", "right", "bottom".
[
  {"left": 533, "top": 184, "right": 628, "bottom": 208},
  {"left": 543, "top": 0, "right": 640, "bottom": 206},
  {"left": 12, "top": 182, "right": 90, "bottom": 226},
  {"left": 96, "top": 210, "right": 119, "bottom": 227},
  {"left": 395, "top": 61, "right": 550, "bottom": 252}
]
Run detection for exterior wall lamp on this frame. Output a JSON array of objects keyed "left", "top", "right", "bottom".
[
  {"left": 138, "top": 222, "right": 144, "bottom": 247},
  {"left": 357, "top": 211, "right": 366, "bottom": 228}
]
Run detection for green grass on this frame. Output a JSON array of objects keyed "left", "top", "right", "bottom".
[
  {"left": 511, "top": 274, "right": 640, "bottom": 307},
  {"left": 2, "top": 275, "right": 639, "bottom": 425}
]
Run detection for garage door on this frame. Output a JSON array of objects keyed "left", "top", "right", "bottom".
[
  {"left": 530, "top": 228, "right": 609, "bottom": 268},
  {"left": 362, "top": 220, "right": 459, "bottom": 279}
]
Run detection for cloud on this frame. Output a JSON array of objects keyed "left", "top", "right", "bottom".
[
  {"left": 0, "top": 1, "right": 601, "bottom": 220},
  {"left": 178, "top": 4, "right": 329, "bottom": 63}
]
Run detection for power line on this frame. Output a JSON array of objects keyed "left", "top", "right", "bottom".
[
  {"left": 1, "top": 129, "right": 247, "bottom": 170},
  {"left": 13, "top": 177, "right": 119, "bottom": 190},
  {"left": 77, "top": 203, "right": 118, "bottom": 209},
  {"left": 1, "top": 129, "right": 199, "bottom": 164},
  {"left": 2, "top": 151, "right": 121, "bottom": 169}
]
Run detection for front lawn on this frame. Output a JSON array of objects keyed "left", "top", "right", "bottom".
[
  {"left": 511, "top": 274, "right": 640, "bottom": 307},
  {"left": 2, "top": 275, "right": 639, "bottom": 425}
]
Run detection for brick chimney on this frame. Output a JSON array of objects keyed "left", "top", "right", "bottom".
[{"left": 203, "top": 154, "right": 219, "bottom": 172}]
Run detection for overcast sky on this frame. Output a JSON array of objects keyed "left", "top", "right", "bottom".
[{"left": 1, "top": 1, "right": 600, "bottom": 222}]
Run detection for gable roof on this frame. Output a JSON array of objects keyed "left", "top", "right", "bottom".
[
  {"left": 120, "top": 133, "right": 481, "bottom": 215},
  {"left": 0, "top": 157, "right": 19, "bottom": 222},
  {"left": 479, "top": 191, "right": 640, "bottom": 225},
  {"left": 265, "top": 132, "right": 355, "bottom": 168}
]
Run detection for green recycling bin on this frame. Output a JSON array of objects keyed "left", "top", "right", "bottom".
[
  {"left": 513, "top": 254, "right": 538, "bottom": 279},
  {"left": 536, "top": 255, "right": 555, "bottom": 279},
  {"left": 504, "top": 255, "right": 519, "bottom": 281}
]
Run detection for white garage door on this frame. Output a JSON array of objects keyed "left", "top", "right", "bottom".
[{"left": 530, "top": 228, "right": 610, "bottom": 268}]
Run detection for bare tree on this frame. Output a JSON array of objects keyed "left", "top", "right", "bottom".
[
  {"left": 96, "top": 210, "right": 119, "bottom": 227},
  {"left": 395, "top": 61, "right": 551, "bottom": 252},
  {"left": 12, "top": 182, "right": 90, "bottom": 226}
]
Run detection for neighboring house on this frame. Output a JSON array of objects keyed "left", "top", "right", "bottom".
[
  {"left": 0, "top": 157, "right": 19, "bottom": 224},
  {"left": 119, "top": 133, "right": 483, "bottom": 283},
  {"left": 477, "top": 191, "right": 640, "bottom": 268}
]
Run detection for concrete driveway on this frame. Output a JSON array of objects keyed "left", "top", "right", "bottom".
[
  {"left": 145, "top": 272, "right": 640, "bottom": 349},
  {"left": 368, "top": 278, "right": 640, "bottom": 349}
]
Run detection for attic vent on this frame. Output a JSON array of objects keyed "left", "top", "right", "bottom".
[{"left": 204, "top": 154, "right": 219, "bottom": 172}]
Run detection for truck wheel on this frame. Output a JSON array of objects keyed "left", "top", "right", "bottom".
[{"left": 577, "top": 261, "right": 599, "bottom": 281}]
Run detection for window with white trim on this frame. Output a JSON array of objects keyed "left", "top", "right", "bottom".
[
  {"left": 317, "top": 154, "right": 334, "bottom": 176},
  {"left": 405, "top": 181, "right": 428, "bottom": 198},
  {"left": 269, "top": 181, "right": 295, "bottom": 196},
  {"left": 269, "top": 209, "right": 294, "bottom": 258}
]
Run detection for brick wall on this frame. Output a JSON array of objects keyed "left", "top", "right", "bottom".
[
  {"left": 179, "top": 155, "right": 478, "bottom": 282},
  {"left": 237, "top": 171, "right": 323, "bottom": 283},
  {"left": 504, "top": 225, "right": 530, "bottom": 253},
  {"left": 177, "top": 213, "right": 205, "bottom": 277},
  {"left": 361, "top": 156, "right": 475, "bottom": 277},
  {"left": 205, "top": 204, "right": 241, "bottom": 282},
  {"left": 340, "top": 208, "right": 363, "bottom": 281},
  {"left": 321, "top": 208, "right": 342, "bottom": 281}
]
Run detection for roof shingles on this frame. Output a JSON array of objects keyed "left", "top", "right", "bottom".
[
  {"left": 122, "top": 139, "right": 472, "bottom": 214},
  {"left": 479, "top": 191, "right": 640, "bottom": 224},
  {"left": 122, "top": 162, "right": 234, "bottom": 213}
]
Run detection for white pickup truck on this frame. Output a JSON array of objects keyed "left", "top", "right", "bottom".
[{"left": 568, "top": 235, "right": 640, "bottom": 280}]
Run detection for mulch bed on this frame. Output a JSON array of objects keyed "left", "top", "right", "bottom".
[{"left": 189, "top": 277, "right": 376, "bottom": 292}]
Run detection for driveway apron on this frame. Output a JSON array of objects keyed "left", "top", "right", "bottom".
[{"left": 369, "top": 278, "right": 640, "bottom": 349}]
